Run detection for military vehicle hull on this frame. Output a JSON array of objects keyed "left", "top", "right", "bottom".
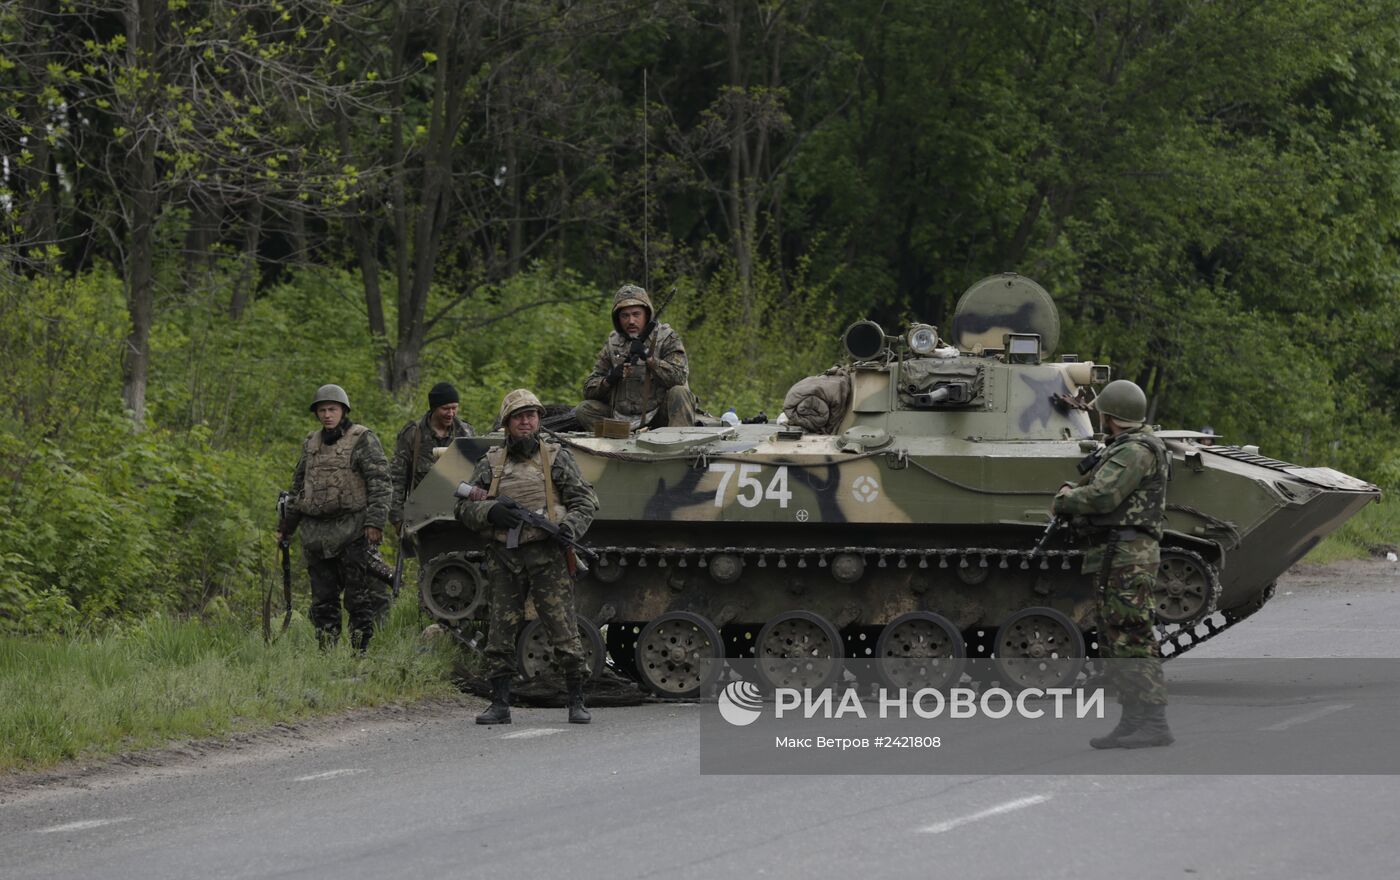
[{"left": 404, "top": 427, "right": 1376, "bottom": 692}]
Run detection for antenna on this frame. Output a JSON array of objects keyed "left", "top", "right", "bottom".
[{"left": 643, "top": 68, "right": 649, "bottom": 293}]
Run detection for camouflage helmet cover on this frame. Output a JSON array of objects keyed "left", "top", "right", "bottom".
[
  {"left": 309, "top": 383, "right": 351, "bottom": 413},
  {"left": 612, "top": 284, "right": 653, "bottom": 334},
  {"left": 1094, "top": 379, "right": 1147, "bottom": 426},
  {"left": 497, "top": 388, "right": 545, "bottom": 426}
]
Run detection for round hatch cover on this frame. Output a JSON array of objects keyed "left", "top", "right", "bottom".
[{"left": 951, "top": 273, "right": 1060, "bottom": 356}]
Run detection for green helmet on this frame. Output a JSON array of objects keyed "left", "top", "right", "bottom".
[
  {"left": 1094, "top": 379, "right": 1146, "bottom": 426},
  {"left": 612, "top": 284, "right": 653, "bottom": 334},
  {"left": 310, "top": 383, "right": 351, "bottom": 413},
  {"left": 497, "top": 388, "right": 544, "bottom": 426}
]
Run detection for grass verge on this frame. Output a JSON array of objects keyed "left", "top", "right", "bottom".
[
  {"left": 0, "top": 598, "right": 463, "bottom": 774},
  {"left": 1304, "top": 494, "right": 1397, "bottom": 564}
]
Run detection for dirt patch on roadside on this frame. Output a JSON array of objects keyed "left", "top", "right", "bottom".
[
  {"left": 1278, "top": 558, "right": 1400, "bottom": 591},
  {"left": 0, "top": 694, "right": 481, "bottom": 805}
]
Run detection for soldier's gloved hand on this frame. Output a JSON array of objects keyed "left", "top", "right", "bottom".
[
  {"left": 628, "top": 338, "right": 651, "bottom": 362},
  {"left": 605, "top": 363, "right": 626, "bottom": 385},
  {"left": 365, "top": 526, "right": 383, "bottom": 545},
  {"left": 487, "top": 502, "right": 523, "bottom": 529},
  {"left": 558, "top": 522, "right": 577, "bottom": 541}
]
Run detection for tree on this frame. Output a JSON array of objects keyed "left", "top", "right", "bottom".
[
  {"left": 334, "top": 0, "right": 644, "bottom": 390},
  {"left": 0, "top": 0, "right": 381, "bottom": 425}
]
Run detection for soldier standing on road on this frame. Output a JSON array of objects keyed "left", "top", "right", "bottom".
[
  {"left": 456, "top": 389, "right": 599, "bottom": 725},
  {"left": 389, "top": 381, "right": 475, "bottom": 532},
  {"left": 575, "top": 284, "right": 698, "bottom": 431},
  {"left": 1053, "top": 379, "right": 1174, "bottom": 749},
  {"left": 276, "top": 384, "right": 392, "bottom": 651}
]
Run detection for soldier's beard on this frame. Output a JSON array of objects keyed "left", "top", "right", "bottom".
[{"left": 506, "top": 432, "right": 540, "bottom": 460}]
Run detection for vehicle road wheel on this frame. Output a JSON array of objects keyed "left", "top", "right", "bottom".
[
  {"left": 754, "top": 611, "right": 844, "bottom": 691},
  {"left": 419, "top": 553, "right": 486, "bottom": 622},
  {"left": 517, "top": 617, "right": 605, "bottom": 681},
  {"left": 993, "top": 606, "right": 1085, "bottom": 689},
  {"left": 1153, "top": 550, "right": 1221, "bottom": 624},
  {"left": 635, "top": 612, "right": 725, "bottom": 698},
  {"left": 875, "top": 611, "right": 965, "bottom": 692}
]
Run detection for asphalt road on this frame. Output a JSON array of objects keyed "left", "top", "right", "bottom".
[{"left": 3, "top": 560, "right": 1398, "bottom": 880}]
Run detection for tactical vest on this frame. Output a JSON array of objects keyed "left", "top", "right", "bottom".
[
  {"left": 1088, "top": 430, "right": 1169, "bottom": 539},
  {"left": 297, "top": 424, "right": 370, "bottom": 517},
  {"left": 485, "top": 442, "right": 564, "bottom": 544},
  {"left": 608, "top": 328, "right": 666, "bottom": 424}
]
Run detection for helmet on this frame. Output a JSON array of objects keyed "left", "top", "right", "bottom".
[
  {"left": 310, "top": 383, "right": 351, "bottom": 413},
  {"left": 497, "top": 388, "right": 544, "bottom": 426},
  {"left": 1094, "top": 380, "right": 1147, "bottom": 426},
  {"left": 611, "top": 284, "right": 654, "bottom": 334}
]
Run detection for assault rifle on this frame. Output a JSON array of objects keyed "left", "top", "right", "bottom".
[
  {"left": 454, "top": 481, "right": 599, "bottom": 573},
  {"left": 361, "top": 542, "right": 395, "bottom": 586},
  {"left": 1031, "top": 515, "right": 1069, "bottom": 556},
  {"left": 265, "top": 491, "right": 294, "bottom": 642},
  {"left": 390, "top": 523, "right": 407, "bottom": 600}
]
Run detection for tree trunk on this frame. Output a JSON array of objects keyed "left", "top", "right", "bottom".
[
  {"left": 726, "top": 0, "right": 752, "bottom": 303},
  {"left": 121, "top": 0, "right": 160, "bottom": 428},
  {"left": 229, "top": 199, "right": 262, "bottom": 319}
]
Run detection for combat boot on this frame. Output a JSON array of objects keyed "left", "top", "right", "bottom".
[
  {"left": 350, "top": 628, "right": 372, "bottom": 654},
  {"left": 1089, "top": 702, "right": 1141, "bottom": 749},
  {"left": 1116, "top": 703, "right": 1174, "bottom": 749},
  {"left": 565, "top": 674, "right": 591, "bottom": 725},
  {"left": 475, "top": 675, "right": 512, "bottom": 725}
]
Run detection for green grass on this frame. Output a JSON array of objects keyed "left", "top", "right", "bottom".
[
  {"left": 0, "top": 598, "right": 463, "bottom": 774},
  {"left": 1304, "top": 494, "right": 1398, "bottom": 565}
]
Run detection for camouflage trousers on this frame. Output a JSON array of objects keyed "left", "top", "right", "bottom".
[
  {"left": 1097, "top": 563, "right": 1167, "bottom": 706},
  {"left": 307, "top": 537, "right": 389, "bottom": 650},
  {"left": 576, "top": 384, "right": 698, "bottom": 431},
  {"left": 484, "top": 540, "right": 584, "bottom": 679}
]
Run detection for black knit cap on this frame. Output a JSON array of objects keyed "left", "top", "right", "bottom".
[{"left": 427, "top": 381, "right": 459, "bottom": 410}]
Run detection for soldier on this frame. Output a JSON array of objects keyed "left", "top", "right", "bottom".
[
  {"left": 456, "top": 389, "right": 599, "bottom": 725},
  {"left": 276, "top": 384, "right": 392, "bottom": 651},
  {"left": 1053, "top": 379, "right": 1173, "bottom": 749},
  {"left": 389, "top": 381, "right": 475, "bottom": 531},
  {"left": 576, "top": 284, "right": 698, "bottom": 431}
]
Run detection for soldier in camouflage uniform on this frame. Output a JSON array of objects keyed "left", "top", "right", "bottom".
[
  {"left": 576, "top": 285, "right": 698, "bottom": 431},
  {"left": 1053, "top": 379, "right": 1174, "bottom": 749},
  {"left": 276, "top": 384, "right": 392, "bottom": 651},
  {"left": 389, "top": 381, "right": 475, "bottom": 532},
  {"left": 456, "top": 389, "right": 599, "bottom": 725}
]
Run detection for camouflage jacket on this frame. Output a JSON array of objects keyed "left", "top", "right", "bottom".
[
  {"left": 390, "top": 413, "right": 475, "bottom": 524},
  {"left": 582, "top": 324, "right": 688, "bottom": 419},
  {"left": 1052, "top": 425, "right": 1169, "bottom": 574},
  {"left": 454, "top": 440, "right": 598, "bottom": 543},
  {"left": 281, "top": 424, "right": 391, "bottom": 560}
]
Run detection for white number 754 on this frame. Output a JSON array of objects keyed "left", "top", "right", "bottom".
[{"left": 709, "top": 463, "right": 792, "bottom": 508}]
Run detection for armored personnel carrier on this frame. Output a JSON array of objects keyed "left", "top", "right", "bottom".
[{"left": 402, "top": 274, "right": 1379, "bottom": 696}]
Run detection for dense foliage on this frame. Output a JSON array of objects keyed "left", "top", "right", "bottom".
[{"left": 3, "top": 1, "right": 1399, "bottom": 630}]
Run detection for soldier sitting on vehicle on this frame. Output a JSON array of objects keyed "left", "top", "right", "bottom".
[{"left": 575, "top": 284, "right": 698, "bottom": 431}]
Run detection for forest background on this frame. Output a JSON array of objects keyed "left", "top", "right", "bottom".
[{"left": 3, "top": 0, "right": 1400, "bottom": 634}]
